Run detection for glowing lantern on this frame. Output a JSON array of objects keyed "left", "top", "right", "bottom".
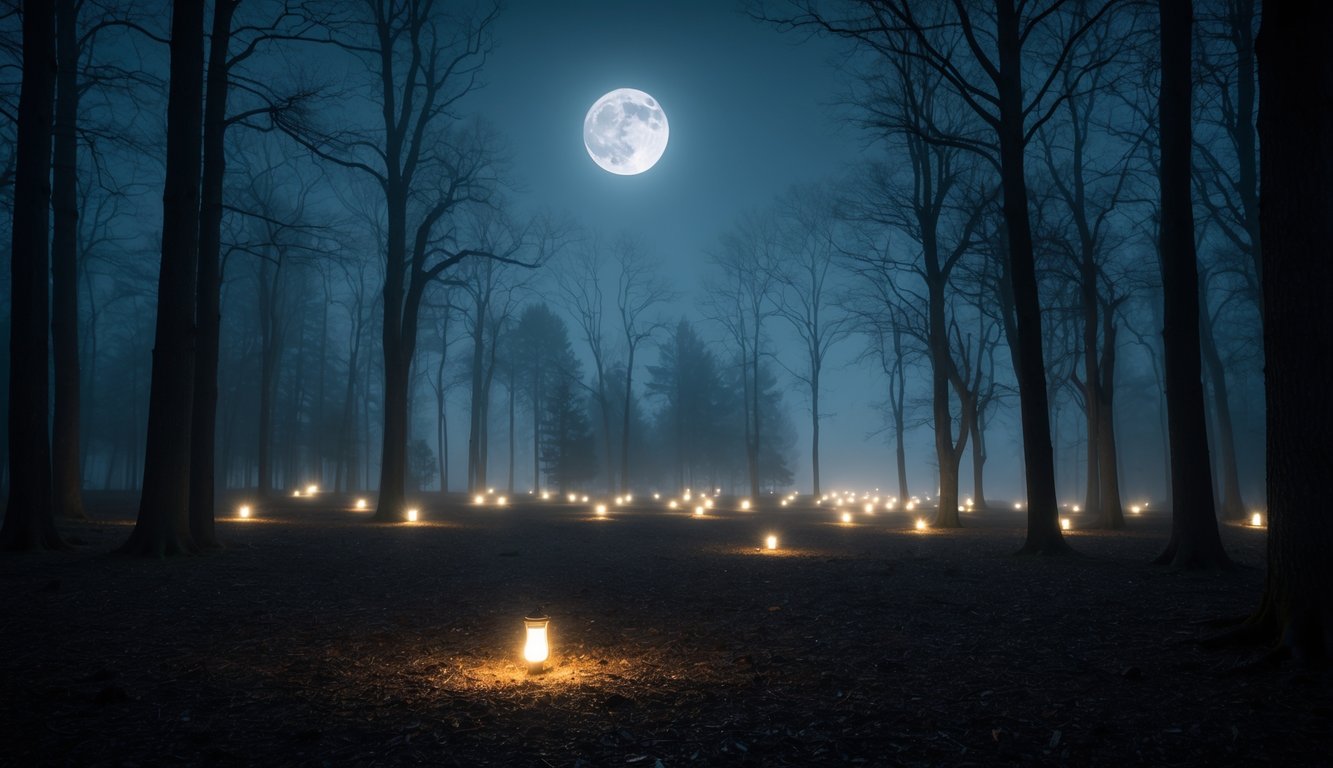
[
  {"left": 540, "top": 491, "right": 551, "bottom": 501},
  {"left": 652, "top": 493, "right": 661, "bottom": 500},
  {"left": 864, "top": 503, "right": 874, "bottom": 514},
  {"left": 1060, "top": 517, "right": 1071, "bottom": 531},
  {"left": 914, "top": 518, "right": 927, "bottom": 531},
  {"left": 668, "top": 500, "right": 678, "bottom": 509},
  {"left": 693, "top": 506, "right": 704, "bottom": 516},
  {"left": 1130, "top": 504, "right": 1141, "bottom": 515},
  {"left": 567, "top": 493, "right": 577, "bottom": 503},
  {"left": 523, "top": 613, "right": 550, "bottom": 673},
  {"left": 355, "top": 498, "right": 368, "bottom": 510},
  {"left": 1013, "top": 502, "right": 1022, "bottom": 510},
  {"left": 496, "top": 496, "right": 508, "bottom": 506},
  {"left": 840, "top": 512, "right": 852, "bottom": 524},
  {"left": 1072, "top": 505, "right": 1081, "bottom": 513},
  {"left": 625, "top": 494, "right": 634, "bottom": 503},
  {"left": 292, "top": 490, "right": 301, "bottom": 498},
  {"left": 487, "top": 487, "right": 495, "bottom": 495},
  {"left": 905, "top": 501, "right": 916, "bottom": 511},
  {"left": 474, "top": 494, "right": 485, "bottom": 505},
  {"left": 581, "top": 495, "right": 589, "bottom": 503},
  {"left": 238, "top": 504, "right": 251, "bottom": 519},
  {"left": 306, "top": 484, "right": 318, "bottom": 495},
  {"left": 407, "top": 508, "right": 419, "bottom": 522},
  {"left": 765, "top": 535, "right": 778, "bottom": 550},
  {"left": 1250, "top": 512, "right": 1263, "bottom": 527},
  {"left": 704, "top": 498, "right": 714, "bottom": 509},
  {"left": 741, "top": 499, "right": 751, "bottom": 511},
  {"left": 595, "top": 504, "right": 607, "bottom": 517}
]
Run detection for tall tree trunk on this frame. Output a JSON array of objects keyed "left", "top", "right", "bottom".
[
  {"left": 1153, "top": 0, "right": 1230, "bottom": 569},
  {"left": 119, "top": 0, "right": 204, "bottom": 557},
  {"left": 809, "top": 368, "right": 820, "bottom": 499},
  {"left": 1244, "top": 0, "right": 1333, "bottom": 661},
  {"left": 374, "top": 190, "right": 409, "bottom": 521},
  {"left": 969, "top": 407, "right": 987, "bottom": 510},
  {"left": 188, "top": 0, "right": 236, "bottom": 549},
  {"left": 1097, "top": 312, "right": 1125, "bottom": 528},
  {"left": 928, "top": 282, "right": 962, "bottom": 528},
  {"left": 50, "top": 0, "right": 84, "bottom": 521},
  {"left": 2, "top": 0, "right": 64, "bottom": 550},
  {"left": 996, "top": 0, "right": 1066, "bottom": 554},
  {"left": 1199, "top": 297, "right": 1247, "bottom": 520},
  {"left": 893, "top": 326, "right": 909, "bottom": 503},
  {"left": 619, "top": 343, "right": 635, "bottom": 493},
  {"left": 507, "top": 373, "right": 515, "bottom": 493}
]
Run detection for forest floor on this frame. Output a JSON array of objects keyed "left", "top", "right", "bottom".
[{"left": 1, "top": 491, "right": 1328, "bottom": 767}]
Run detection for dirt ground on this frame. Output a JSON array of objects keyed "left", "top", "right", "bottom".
[{"left": 0, "top": 491, "right": 1328, "bottom": 767}]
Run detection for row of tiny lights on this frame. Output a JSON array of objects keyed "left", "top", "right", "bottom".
[{"left": 240, "top": 486, "right": 1264, "bottom": 532}]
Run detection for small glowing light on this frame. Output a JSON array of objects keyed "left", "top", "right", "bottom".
[
  {"left": 1014, "top": 502, "right": 1023, "bottom": 510},
  {"left": 1060, "top": 517, "right": 1071, "bottom": 530},
  {"left": 741, "top": 499, "right": 751, "bottom": 511},
  {"left": 683, "top": 492, "right": 692, "bottom": 502},
  {"left": 540, "top": 491, "right": 551, "bottom": 501},
  {"left": 765, "top": 535, "right": 778, "bottom": 550},
  {"left": 355, "top": 498, "right": 368, "bottom": 510},
  {"left": 1072, "top": 505, "right": 1081, "bottom": 513},
  {"left": 668, "top": 500, "right": 678, "bottom": 509},
  {"left": 906, "top": 501, "right": 916, "bottom": 511},
  {"left": 614, "top": 496, "right": 623, "bottom": 505},
  {"left": 704, "top": 498, "right": 713, "bottom": 509},
  {"left": 1130, "top": 504, "right": 1141, "bottom": 514},
  {"left": 407, "top": 508, "right": 419, "bottom": 523},
  {"left": 715, "top": 488, "right": 721, "bottom": 495},
  {"left": 238, "top": 504, "right": 251, "bottom": 519},
  {"left": 595, "top": 504, "right": 607, "bottom": 517},
  {"left": 965, "top": 497, "right": 973, "bottom": 507},
  {"left": 864, "top": 503, "right": 874, "bottom": 514},
  {"left": 487, "top": 487, "right": 495, "bottom": 495},
  {"left": 292, "top": 490, "right": 301, "bottom": 497},
  {"left": 474, "top": 494, "right": 485, "bottom": 505},
  {"left": 581, "top": 495, "right": 589, "bottom": 503},
  {"left": 306, "top": 484, "right": 318, "bottom": 495},
  {"left": 653, "top": 493, "right": 661, "bottom": 500},
  {"left": 1250, "top": 512, "right": 1263, "bottom": 527},
  {"left": 567, "top": 493, "right": 577, "bottom": 503},
  {"left": 693, "top": 506, "right": 704, "bottom": 516},
  {"left": 496, "top": 496, "right": 507, "bottom": 506},
  {"left": 625, "top": 494, "right": 634, "bottom": 503},
  {"left": 915, "top": 518, "right": 927, "bottom": 531},
  {"left": 840, "top": 512, "right": 853, "bottom": 524},
  {"left": 780, "top": 500, "right": 788, "bottom": 507},
  {"left": 523, "top": 613, "right": 550, "bottom": 673}
]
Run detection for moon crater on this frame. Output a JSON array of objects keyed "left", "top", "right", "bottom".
[{"left": 583, "top": 88, "right": 669, "bottom": 175}]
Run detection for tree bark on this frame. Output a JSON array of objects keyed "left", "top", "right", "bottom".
[
  {"left": 2, "top": 0, "right": 64, "bottom": 551},
  {"left": 50, "top": 0, "right": 84, "bottom": 521},
  {"left": 1153, "top": 0, "right": 1230, "bottom": 569},
  {"left": 1243, "top": 0, "right": 1333, "bottom": 661},
  {"left": 189, "top": 0, "right": 237, "bottom": 549},
  {"left": 997, "top": 0, "right": 1066, "bottom": 555},
  {"left": 1097, "top": 311, "right": 1125, "bottom": 529},
  {"left": 119, "top": 0, "right": 204, "bottom": 557}
]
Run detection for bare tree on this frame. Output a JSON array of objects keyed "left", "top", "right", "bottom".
[
  {"left": 709, "top": 211, "right": 781, "bottom": 501},
  {"left": 611, "top": 236, "right": 671, "bottom": 494},
  {"left": 761, "top": 0, "right": 1118, "bottom": 552},
  {"left": 1153, "top": 0, "right": 1229, "bottom": 569},
  {"left": 772, "top": 184, "right": 852, "bottom": 500},
  {"left": 556, "top": 236, "right": 616, "bottom": 489},
  {"left": 2, "top": 0, "right": 64, "bottom": 550},
  {"left": 278, "top": 0, "right": 536, "bottom": 520},
  {"left": 118, "top": 0, "right": 204, "bottom": 557}
]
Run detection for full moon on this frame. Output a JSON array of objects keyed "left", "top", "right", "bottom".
[{"left": 583, "top": 88, "right": 669, "bottom": 175}]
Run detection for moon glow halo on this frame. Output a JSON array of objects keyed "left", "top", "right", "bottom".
[{"left": 583, "top": 88, "right": 669, "bottom": 175}]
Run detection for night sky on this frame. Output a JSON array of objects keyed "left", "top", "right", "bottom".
[{"left": 466, "top": 1, "right": 928, "bottom": 492}]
